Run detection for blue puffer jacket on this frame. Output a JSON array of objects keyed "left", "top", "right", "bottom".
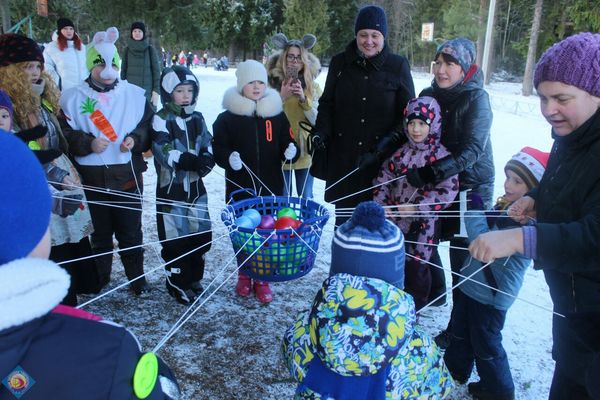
[
  {"left": 282, "top": 273, "right": 454, "bottom": 399},
  {"left": 459, "top": 211, "right": 532, "bottom": 310}
]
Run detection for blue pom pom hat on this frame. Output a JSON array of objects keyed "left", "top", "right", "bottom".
[{"left": 329, "top": 201, "right": 405, "bottom": 289}]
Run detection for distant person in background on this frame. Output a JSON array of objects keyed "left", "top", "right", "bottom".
[
  {"left": 121, "top": 21, "right": 161, "bottom": 107},
  {"left": 43, "top": 17, "right": 87, "bottom": 91},
  {"left": 267, "top": 32, "right": 321, "bottom": 199},
  {"left": 312, "top": 5, "right": 415, "bottom": 226}
]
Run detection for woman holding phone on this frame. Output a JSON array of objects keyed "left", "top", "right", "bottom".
[{"left": 267, "top": 33, "right": 321, "bottom": 199}]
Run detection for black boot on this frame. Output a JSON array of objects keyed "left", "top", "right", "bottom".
[
  {"left": 94, "top": 254, "right": 113, "bottom": 293},
  {"left": 468, "top": 382, "right": 514, "bottom": 400},
  {"left": 121, "top": 252, "right": 150, "bottom": 295},
  {"left": 166, "top": 279, "right": 197, "bottom": 305}
]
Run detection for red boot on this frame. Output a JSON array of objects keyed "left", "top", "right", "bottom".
[
  {"left": 254, "top": 280, "right": 273, "bottom": 304},
  {"left": 235, "top": 272, "right": 252, "bottom": 297}
]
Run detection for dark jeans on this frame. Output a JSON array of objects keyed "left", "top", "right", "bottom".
[
  {"left": 444, "top": 294, "right": 514, "bottom": 395},
  {"left": 549, "top": 364, "right": 593, "bottom": 400}
]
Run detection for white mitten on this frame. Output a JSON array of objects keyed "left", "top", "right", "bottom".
[
  {"left": 167, "top": 150, "right": 183, "bottom": 168},
  {"left": 284, "top": 143, "right": 297, "bottom": 160},
  {"left": 151, "top": 91, "right": 160, "bottom": 107},
  {"left": 229, "top": 151, "right": 242, "bottom": 171}
]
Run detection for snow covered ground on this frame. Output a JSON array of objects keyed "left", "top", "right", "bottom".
[{"left": 81, "top": 67, "right": 556, "bottom": 399}]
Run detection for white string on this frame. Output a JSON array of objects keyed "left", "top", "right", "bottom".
[
  {"left": 241, "top": 160, "right": 274, "bottom": 196},
  {"left": 324, "top": 167, "right": 360, "bottom": 193}
]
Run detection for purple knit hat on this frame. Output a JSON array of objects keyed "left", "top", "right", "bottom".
[
  {"left": 0, "top": 90, "right": 13, "bottom": 130},
  {"left": 534, "top": 32, "right": 600, "bottom": 97}
]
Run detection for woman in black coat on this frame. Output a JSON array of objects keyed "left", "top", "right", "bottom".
[
  {"left": 313, "top": 5, "right": 414, "bottom": 226},
  {"left": 414, "top": 38, "right": 494, "bottom": 307},
  {"left": 469, "top": 32, "right": 600, "bottom": 400}
]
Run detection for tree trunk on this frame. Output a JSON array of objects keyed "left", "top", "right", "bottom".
[
  {"left": 0, "top": 0, "right": 11, "bottom": 33},
  {"left": 476, "top": 0, "right": 488, "bottom": 66},
  {"left": 522, "top": 0, "right": 544, "bottom": 96}
]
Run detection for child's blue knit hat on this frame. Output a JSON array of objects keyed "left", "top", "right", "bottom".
[
  {"left": 0, "top": 90, "right": 13, "bottom": 131},
  {"left": 330, "top": 201, "right": 405, "bottom": 289},
  {"left": 0, "top": 132, "right": 51, "bottom": 265}
]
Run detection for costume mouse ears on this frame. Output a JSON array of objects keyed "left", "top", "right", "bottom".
[{"left": 271, "top": 33, "right": 317, "bottom": 50}]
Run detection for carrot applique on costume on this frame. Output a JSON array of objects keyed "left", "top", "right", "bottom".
[{"left": 80, "top": 97, "right": 117, "bottom": 142}]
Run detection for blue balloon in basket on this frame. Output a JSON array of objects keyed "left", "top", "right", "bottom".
[
  {"left": 241, "top": 208, "right": 262, "bottom": 227},
  {"left": 235, "top": 215, "right": 257, "bottom": 230}
]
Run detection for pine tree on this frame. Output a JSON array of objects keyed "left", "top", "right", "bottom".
[{"left": 281, "top": 0, "right": 330, "bottom": 57}]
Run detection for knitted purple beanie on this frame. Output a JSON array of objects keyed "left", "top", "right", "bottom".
[{"left": 534, "top": 32, "right": 600, "bottom": 97}]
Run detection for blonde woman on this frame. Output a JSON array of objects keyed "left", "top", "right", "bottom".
[{"left": 267, "top": 33, "right": 321, "bottom": 199}]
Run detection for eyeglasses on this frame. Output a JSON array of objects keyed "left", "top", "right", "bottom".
[{"left": 286, "top": 54, "right": 302, "bottom": 62}]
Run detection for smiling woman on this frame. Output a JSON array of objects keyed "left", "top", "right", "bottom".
[{"left": 313, "top": 5, "right": 415, "bottom": 226}]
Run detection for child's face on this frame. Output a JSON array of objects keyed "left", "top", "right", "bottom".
[
  {"left": 0, "top": 108, "right": 11, "bottom": 131},
  {"left": 132, "top": 28, "right": 144, "bottom": 41},
  {"left": 22, "top": 61, "right": 42, "bottom": 84},
  {"left": 503, "top": 170, "right": 529, "bottom": 203},
  {"left": 407, "top": 119, "right": 430, "bottom": 143},
  {"left": 91, "top": 64, "right": 118, "bottom": 85},
  {"left": 172, "top": 83, "right": 194, "bottom": 106},
  {"left": 242, "top": 81, "right": 266, "bottom": 101}
]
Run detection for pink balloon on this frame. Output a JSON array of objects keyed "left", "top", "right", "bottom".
[{"left": 258, "top": 214, "right": 276, "bottom": 229}]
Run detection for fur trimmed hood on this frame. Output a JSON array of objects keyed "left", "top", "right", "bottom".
[
  {"left": 0, "top": 258, "right": 69, "bottom": 331},
  {"left": 266, "top": 52, "right": 321, "bottom": 91},
  {"left": 222, "top": 86, "right": 283, "bottom": 118}
]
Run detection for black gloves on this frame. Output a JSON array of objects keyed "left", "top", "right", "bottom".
[
  {"left": 406, "top": 165, "right": 436, "bottom": 187},
  {"left": 177, "top": 152, "right": 199, "bottom": 171},
  {"left": 357, "top": 151, "right": 380, "bottom": 170},
  {"left": 177, "top": 152, "right": 215, "bottom": 177},
  {"left": 56, "top": 194, "right": 83, "bottom": 217},
  {"left": 15, "top": 124, "right": 48, "bottom": 142},
  {"left": 310, "top": 132, "right": 326, "bottom": 151},
  {"left": 15, "top": 125, "right": 62, "bottom": 165}
]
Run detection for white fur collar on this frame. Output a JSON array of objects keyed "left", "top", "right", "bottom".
[
  {"left": 0, "top": 258, "right": 69, "bottom": 331},
  {"left": 222, "top": 86, "right": 283, "bottom": 118}
]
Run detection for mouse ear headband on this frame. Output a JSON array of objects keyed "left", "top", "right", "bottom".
[{"left": 271, "top": 33, "right": 317, "bottom": 50}]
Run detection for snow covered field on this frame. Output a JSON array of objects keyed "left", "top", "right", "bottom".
[{"left": 81, "top": 67, "right": 556, "bottom": 399}]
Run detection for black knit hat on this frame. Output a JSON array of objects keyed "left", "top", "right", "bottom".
[
  {"left": 0, "top": 34, "right": 44, "bottom": 67},
  {"left": 57, "top": 17, "right": 74, "bottom": 31},
  {"left": 131, "top": 21, "right": 146, "bottom": 37},
  {"left": 354, "top": 5, "right": 387, "bottom": 37}
]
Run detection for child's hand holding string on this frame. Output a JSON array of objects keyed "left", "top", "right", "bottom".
[
  {"left": 120, "top": 136, "right": 134, "bottom": 152},
  {"left": 508, "top": 195, "right": 536, "bottom": 224}
]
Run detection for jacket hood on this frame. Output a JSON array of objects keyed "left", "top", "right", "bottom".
[
  {"left": 430, "top": 66, "right": 484, "bottom": 105},
  {"left": 308, "top": 273, "right": 416, "bottom": 376},
  {"left": 221, "top": 86, "right": 283, "bottom": 118},
  {"left": 0, "top": 258, "right": 69, "bottom": 331},
  {"left": 266, "top": 52, "right": 321, "bottom": 90},
  {"left": 403, "top": 96, "right": 442, "bottom": 148}
]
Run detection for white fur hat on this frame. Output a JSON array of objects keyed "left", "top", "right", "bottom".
[{"left": 236, "top": 60, "right": 267, "bottom": 92}]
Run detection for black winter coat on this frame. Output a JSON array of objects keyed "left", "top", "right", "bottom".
[
  {"left": 420, "top": 68, "right": 494, "bottom": 194},
  {"left": 315, "top": 41, "right": 414, "bottom": 206},
  {"left": 533, "top": 109, "right": 600, "bottom": 386},
  {"left": 212, "top": 87, "right": 297, "bottom": 201}
]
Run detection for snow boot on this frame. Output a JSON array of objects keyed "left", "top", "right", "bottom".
[
  {"left": 468, "top": 382, "right": 514, "bottom": 400},
  {"left": 94, "top": 254, "right": 113, "bottom": 293},
  {"left": 235, "top": 272, "right": 252, "bottom": 297},
  {"left": 254, "top": 280, "right": 273, "bottom": 304},
  {"left": 121, "top": 252, "right": 150, "bottom": 295},
  {"left": 190, "top": 281, "right": 204, "bottom": 295},
  {"left": 166, "top": 279, "right": 196, "bottom": 305}
]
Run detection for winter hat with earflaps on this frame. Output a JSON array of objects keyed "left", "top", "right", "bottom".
[
  {"left": 329, "top": 201, "right": 405, "bottom": 289},
  {"left": 533, "top": 32, "right": 600, "bottom": 97},
  {"left": 505, "top": 146, "right": 549, "bottom": 190},
  {"left": 86, "top": 27, "right": 121, "bottom": 80},
  {"left": 235, "top": 59, "right": 268, "bottom": 93},
  {"left": 0, "top": 33, "right": 44, "bottom": 67},
  {"left": 0, "top": 132, "right": 52, "bottom": 265},
  {"left": 158, "top": 65, "right": 200, "bottom": 117}
]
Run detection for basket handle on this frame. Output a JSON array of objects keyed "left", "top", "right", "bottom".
[{"left": 228, "top": 188, "right": 257, "bottom": 203}]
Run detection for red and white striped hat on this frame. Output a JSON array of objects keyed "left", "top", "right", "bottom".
[{"left": 505, "top": 146, "right": 550, "bottom": 189}]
